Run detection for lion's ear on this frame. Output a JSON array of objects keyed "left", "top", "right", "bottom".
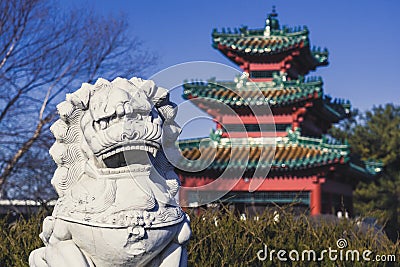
[
  {"left": 153, "top": 87, "right": 169, "bottom": 108},
  {"left": 56, "top": 101, "right": 75, "bottom": 121},
  {"left": 66, "top": 83, "right": 91, "bottom": 110}
]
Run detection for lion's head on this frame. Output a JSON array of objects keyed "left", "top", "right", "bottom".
[{"left": 49, "top": 77, "right": 180, "bottom": 198}]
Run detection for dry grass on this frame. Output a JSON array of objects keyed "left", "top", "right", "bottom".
[{"left": 187, "top": 206, "right": 399, "bottom": 267}]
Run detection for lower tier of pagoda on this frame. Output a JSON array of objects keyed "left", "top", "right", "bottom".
[{"left": 176, "top": 133, "right": 379, "bottom": 216}]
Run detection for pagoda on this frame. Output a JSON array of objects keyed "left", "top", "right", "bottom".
[{"left": 176, "top": 8, "right": 379, "bottom": 216}]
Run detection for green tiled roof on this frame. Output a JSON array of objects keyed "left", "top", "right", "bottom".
[
  {"left": 177, "top": 130, "right": 350, "bottom": 172},
  {"left": 176, "top": 129, "right": 379, "bottom": 177},
  {"left": 182, "top": 75, "right": 350, "bottom": 120},
  {"left": 212, "top": 23, "right": 328, "bottom": 66}
]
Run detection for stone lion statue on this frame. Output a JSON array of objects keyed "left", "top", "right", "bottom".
[{"left": 29, "top": 77, "right": 191, "bottom": 267}]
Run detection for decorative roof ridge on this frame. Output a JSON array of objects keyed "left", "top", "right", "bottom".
[
  {"left": 275, "top": 75, "right": 323, "bottom": 88},
  {"left": 323, "top": 95, "right": 351, "bottom": 107},
  {"left": 183, "top": 75, "right": 324, "bottom": 91},
  {"left": 311, "top": 46, "right": 329, "bottom": 54},
  {"left": 284, "top": 129, "right": 349, "bottom": 154},
  {"left": 212, "top": 26, "right": 309, "bottom": 39}
]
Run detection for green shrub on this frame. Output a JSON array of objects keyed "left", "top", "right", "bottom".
[
  {"left": 0, "top": 207, "right": 398, "bottom": 266},
  {"left": 0, "top": 212, "right": 45, "bottom": 267}
]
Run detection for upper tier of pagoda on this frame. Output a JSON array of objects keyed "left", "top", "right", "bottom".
[
  {"left": 212, "top": 7, "right": 328, "bottom": 81},
  {"left": 183, "top": 75, "right": 349, "bottom": 116}
]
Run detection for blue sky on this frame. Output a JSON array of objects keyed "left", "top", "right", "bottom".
[{"left": 68, "top": 0, "right": 400, "bottom": 137}]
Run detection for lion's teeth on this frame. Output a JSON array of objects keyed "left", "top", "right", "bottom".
[
  {"left": 100, "top": 143, "right": 160, "bottom": 161},
  {"left": 149, "top": 147, "right": 157, "bottom": 157},
  {"left": 101, "top": 151, "right": 111, "bottom": 159},
  {"left": 108, "top": 150, "right": 115, "bottom": 157}
]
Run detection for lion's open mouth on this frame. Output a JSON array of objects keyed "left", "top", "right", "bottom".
[{"left": 96, "top": 140, "right": 159, "bottom": 169}]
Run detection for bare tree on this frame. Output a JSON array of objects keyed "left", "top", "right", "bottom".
[{"left": 0, "top": 0, "right": 157, "bottom": 200}]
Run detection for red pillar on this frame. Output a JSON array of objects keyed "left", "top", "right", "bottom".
[{"left": 310, "top": 182, "right": 321, "bottom": 215}]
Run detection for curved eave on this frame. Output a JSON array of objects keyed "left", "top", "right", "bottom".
[
  {"left": 347, "top": 157, "right": 383, "bottom": 181},
  {"left": 319, "top": 101, "right": 351, "bottom": 123}
]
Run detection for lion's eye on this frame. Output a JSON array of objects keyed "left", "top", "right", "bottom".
[{"left": 124, "top": 103, "right": 133, "bottom": 115}]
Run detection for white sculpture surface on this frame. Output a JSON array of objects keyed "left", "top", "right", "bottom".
[{"left": 29, "top": 77, "right": 191, "bottom": 267}]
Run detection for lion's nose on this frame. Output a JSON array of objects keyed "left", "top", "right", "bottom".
[{"left": 122, "top": 130, "right": 139, "bottom": 141}]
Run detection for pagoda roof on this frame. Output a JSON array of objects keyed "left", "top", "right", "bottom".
[
  {"left": 178, "top": 132, "right": 349, "bottom": 172},
  {"left": 176, "top": 130, "right": 380, "bottom": 177},
  {"left": 182, "top": 76, "right": 351, "bottom": 121},
  {"left": 212, "top": 20, "right": 328, "bottom": 67}
]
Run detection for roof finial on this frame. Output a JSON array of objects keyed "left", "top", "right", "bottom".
[
  {"left": 271, "top": 5, "right": 278, "bottom": 17},
  {"left": 265, "top": 5, "right": 280, "bottom": 35}
]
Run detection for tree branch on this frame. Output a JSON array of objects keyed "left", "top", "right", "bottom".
[{"left": 0, "top": 113, "right": 54, "bottom": 189}]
